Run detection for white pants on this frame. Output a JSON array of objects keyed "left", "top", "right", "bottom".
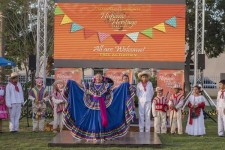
[
  {"left": 170, "top": 109, "right": 183, "bottom": 134},
  {"left": 154, "top": 111, "right": 167, "bottom": 133},
  {"left": 218, "top": 108, "right": 225, "bottom": 136},
  {"left": 139, "top": 101, "right": 151, "bottom": 132},
  {"left": 9, "top": 103, "right": 21, "bottom": 132},
  {"left": 53, "top": 110, "right": 64, "bottom": 131},
  {"left": 33, "top": 118, "right": 45, "bottom": 131}
]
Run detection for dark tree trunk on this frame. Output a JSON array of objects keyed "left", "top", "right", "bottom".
[{"left": 184, "top": 50, "right": 192, "bottom": 96}]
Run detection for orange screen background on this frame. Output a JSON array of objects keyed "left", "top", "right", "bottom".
[{"left": 54, "top": 3, "right": 185, "bottom": 62}]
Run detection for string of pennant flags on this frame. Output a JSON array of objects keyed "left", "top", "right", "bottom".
[{"left": 55, "top": 5, "right": 183, "bottom": 44}]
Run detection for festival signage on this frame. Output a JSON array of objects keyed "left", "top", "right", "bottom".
[
  {"left": 104, "top": 69, "right": 133, "bottom": 87},
  {"left": 54, "top": 0, "right": 185, "bottom": 69},
  {"left": 54, "top": 68, "right": 83, "bottom": 84},
  {"left": 157, "top": 70, "right": 184, "bottom": 97}
]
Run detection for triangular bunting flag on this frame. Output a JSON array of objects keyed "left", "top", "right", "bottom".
[
  {"left": 111, "top": 34, "right": 125, "bottom": 44},
  {"left": 84, "top": 29, "right": 96, "bottom": 39},
  {"left": 55, "top": 6, "right": 64, "bottom": 15},
  {"left": 126, "top": 32, "right": 139, "bottom": 42},
  {"left": 141, "top": 28, "right": 153, "bottom": 38},
  {"left": 175, "top": 8, "right": 185, "bottom": 18},
  {"left": 61, "top": 15, "right": 73, "bottom": 25},
  {"left": 98, "top": 32, "right": 110, "bottom": 43},
  {"left": 165, "top": 16, "right": 177, "bottom": 28},
  {"left": 71, "top": 23, "right": 83, "bottom": 32},
  {"left": 153, "top": 23, "right": 166, "bottom": 32}
]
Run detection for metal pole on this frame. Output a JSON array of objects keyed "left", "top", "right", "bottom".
[
  {"left": 43, "top": 0, "right": 48, "bottom": 85},
  {"left": 193, "top": 1, "right": 199, "bottom": 86},
  {"left": 202, "top": 0, "right": 205, "bottom": 54},
  {"left": 203, "top": 89, "right": 217, "bottom": 107},
  {"left": 36, "top": 0, "right": 41, "bottom": 77},
  {"left": 182, "top": 89, "right": 193, "bottom": 110},
  {"left": 200, "top": 0, "right": 206, "bottom": 86}
]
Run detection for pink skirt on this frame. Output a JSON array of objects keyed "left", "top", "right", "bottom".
[{"left": 0, "top": 104, "right": 8, "bottom": 119}]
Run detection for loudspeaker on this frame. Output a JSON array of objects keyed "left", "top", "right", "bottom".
[
  {"left": 198, "top": 54, "right": 205, "bottom": 70},
  {"left": 29, "top": 55, "right": 36, "bottom": 71}
]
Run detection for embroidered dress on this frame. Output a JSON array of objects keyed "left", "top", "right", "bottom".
[
  {"left": 185, "top": 95, "right": 206, "bottom": 136},
  {"left": 51, "top": 90, "right": 66, "bottom": 131},
  {"left": 63, "top": 80, "right": 135, "bottom": 140}
]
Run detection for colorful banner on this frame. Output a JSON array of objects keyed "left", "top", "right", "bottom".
[
  {"left": 54, "top": 68, "right": 83, "bottom": 84},
  {"left": 157, "top": 70, "right": 184, "bottom": 97},
  {"left": 54, "top": 3, "right": 185, "bottom": 64},
  {"left": 104, "top": 69, "right": 133, "bottom": 87}
]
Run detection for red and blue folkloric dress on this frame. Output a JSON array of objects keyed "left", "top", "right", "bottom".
[{"left": 63, "top": 79, "right": 135, "bottom": 140}]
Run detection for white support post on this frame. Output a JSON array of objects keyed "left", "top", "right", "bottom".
[{"left": 36, "top": 0, "right": 48, "bottom": 85}]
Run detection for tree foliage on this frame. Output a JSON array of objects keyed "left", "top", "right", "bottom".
[
  {"left": 0, "top": 0, "right": 54, "bottom": 77},
  {"left": 186, "top": 0, "right": 225, "bottom": 58},
  {"left": 184, "top": 0, "right": 225, "bottom": 92}
]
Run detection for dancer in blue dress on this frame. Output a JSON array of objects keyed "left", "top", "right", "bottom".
[{"left": 63, "top": 73, "right": 135, "bottom": 141}]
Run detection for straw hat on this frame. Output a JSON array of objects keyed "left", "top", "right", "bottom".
[
  {"left": 138, "top": 70, "right": 151, "bottom": 79},
  {"left": 10, "top": 72, "right": 19, "bottom": 79},
  {"left": 155, "top": 87, "right": 163, "bottom": 92},
  {"left": 173, "top": 83, "right": 182, "bottom": 90}
]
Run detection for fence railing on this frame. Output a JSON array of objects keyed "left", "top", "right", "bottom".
[{"left": 189, "top": 75, "right": 220, "bottom": 89}]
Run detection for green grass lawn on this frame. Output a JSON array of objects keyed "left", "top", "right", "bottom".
[{"left": 0, "top": 114, "right": 224, "bottom": 150}]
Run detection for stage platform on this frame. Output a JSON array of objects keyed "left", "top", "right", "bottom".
[{"left": 48, "top": 131, "right": 162, "bottom": 148}]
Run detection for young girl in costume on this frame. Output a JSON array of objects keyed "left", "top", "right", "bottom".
[
  {"left": 51, "top": 80, "right": 66, "bottom": 133},
  {"left": 185, "top": 85, "right": 206, "bottom": 136}
]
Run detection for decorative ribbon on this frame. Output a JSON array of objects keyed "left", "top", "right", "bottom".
[
  {"left": 155, "top": 104, "right": 168, "bottom": 112},
  {"left": 188, "top": 102, "right": 205, "bottom": 125},
  {"left": 188, "top": 102, "right": 193, "bottom": 125},
  {"left": 93, "top": 96, "right": 108, "bottom": 127}
]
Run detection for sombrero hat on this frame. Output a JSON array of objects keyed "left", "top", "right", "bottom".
[
  {"left": 10, "top": 72, "right": 19, "bottom": 79},
  {"left": 138, "top": 70, "right": 151, "bottom": 79}
]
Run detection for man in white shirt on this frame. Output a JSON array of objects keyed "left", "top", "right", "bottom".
[
  {"left": 217, "top": 80, "right": 225, "bottom": 136},
  {"left": 5, "top": 72, "right": 24, "bottom": 132},
  {"left": 136, "top": 70, "right": 154, "bottom": 132}
]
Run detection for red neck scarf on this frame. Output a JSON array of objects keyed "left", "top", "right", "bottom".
[
  {"left": 221, "top": 90, "right": 225, "bottom": 99},
  {"left": 141, "top": 82, "right": 147, "bottom": 91},
  {"left": 11, "top": 81, "right": 19, "bottom": 92}
]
